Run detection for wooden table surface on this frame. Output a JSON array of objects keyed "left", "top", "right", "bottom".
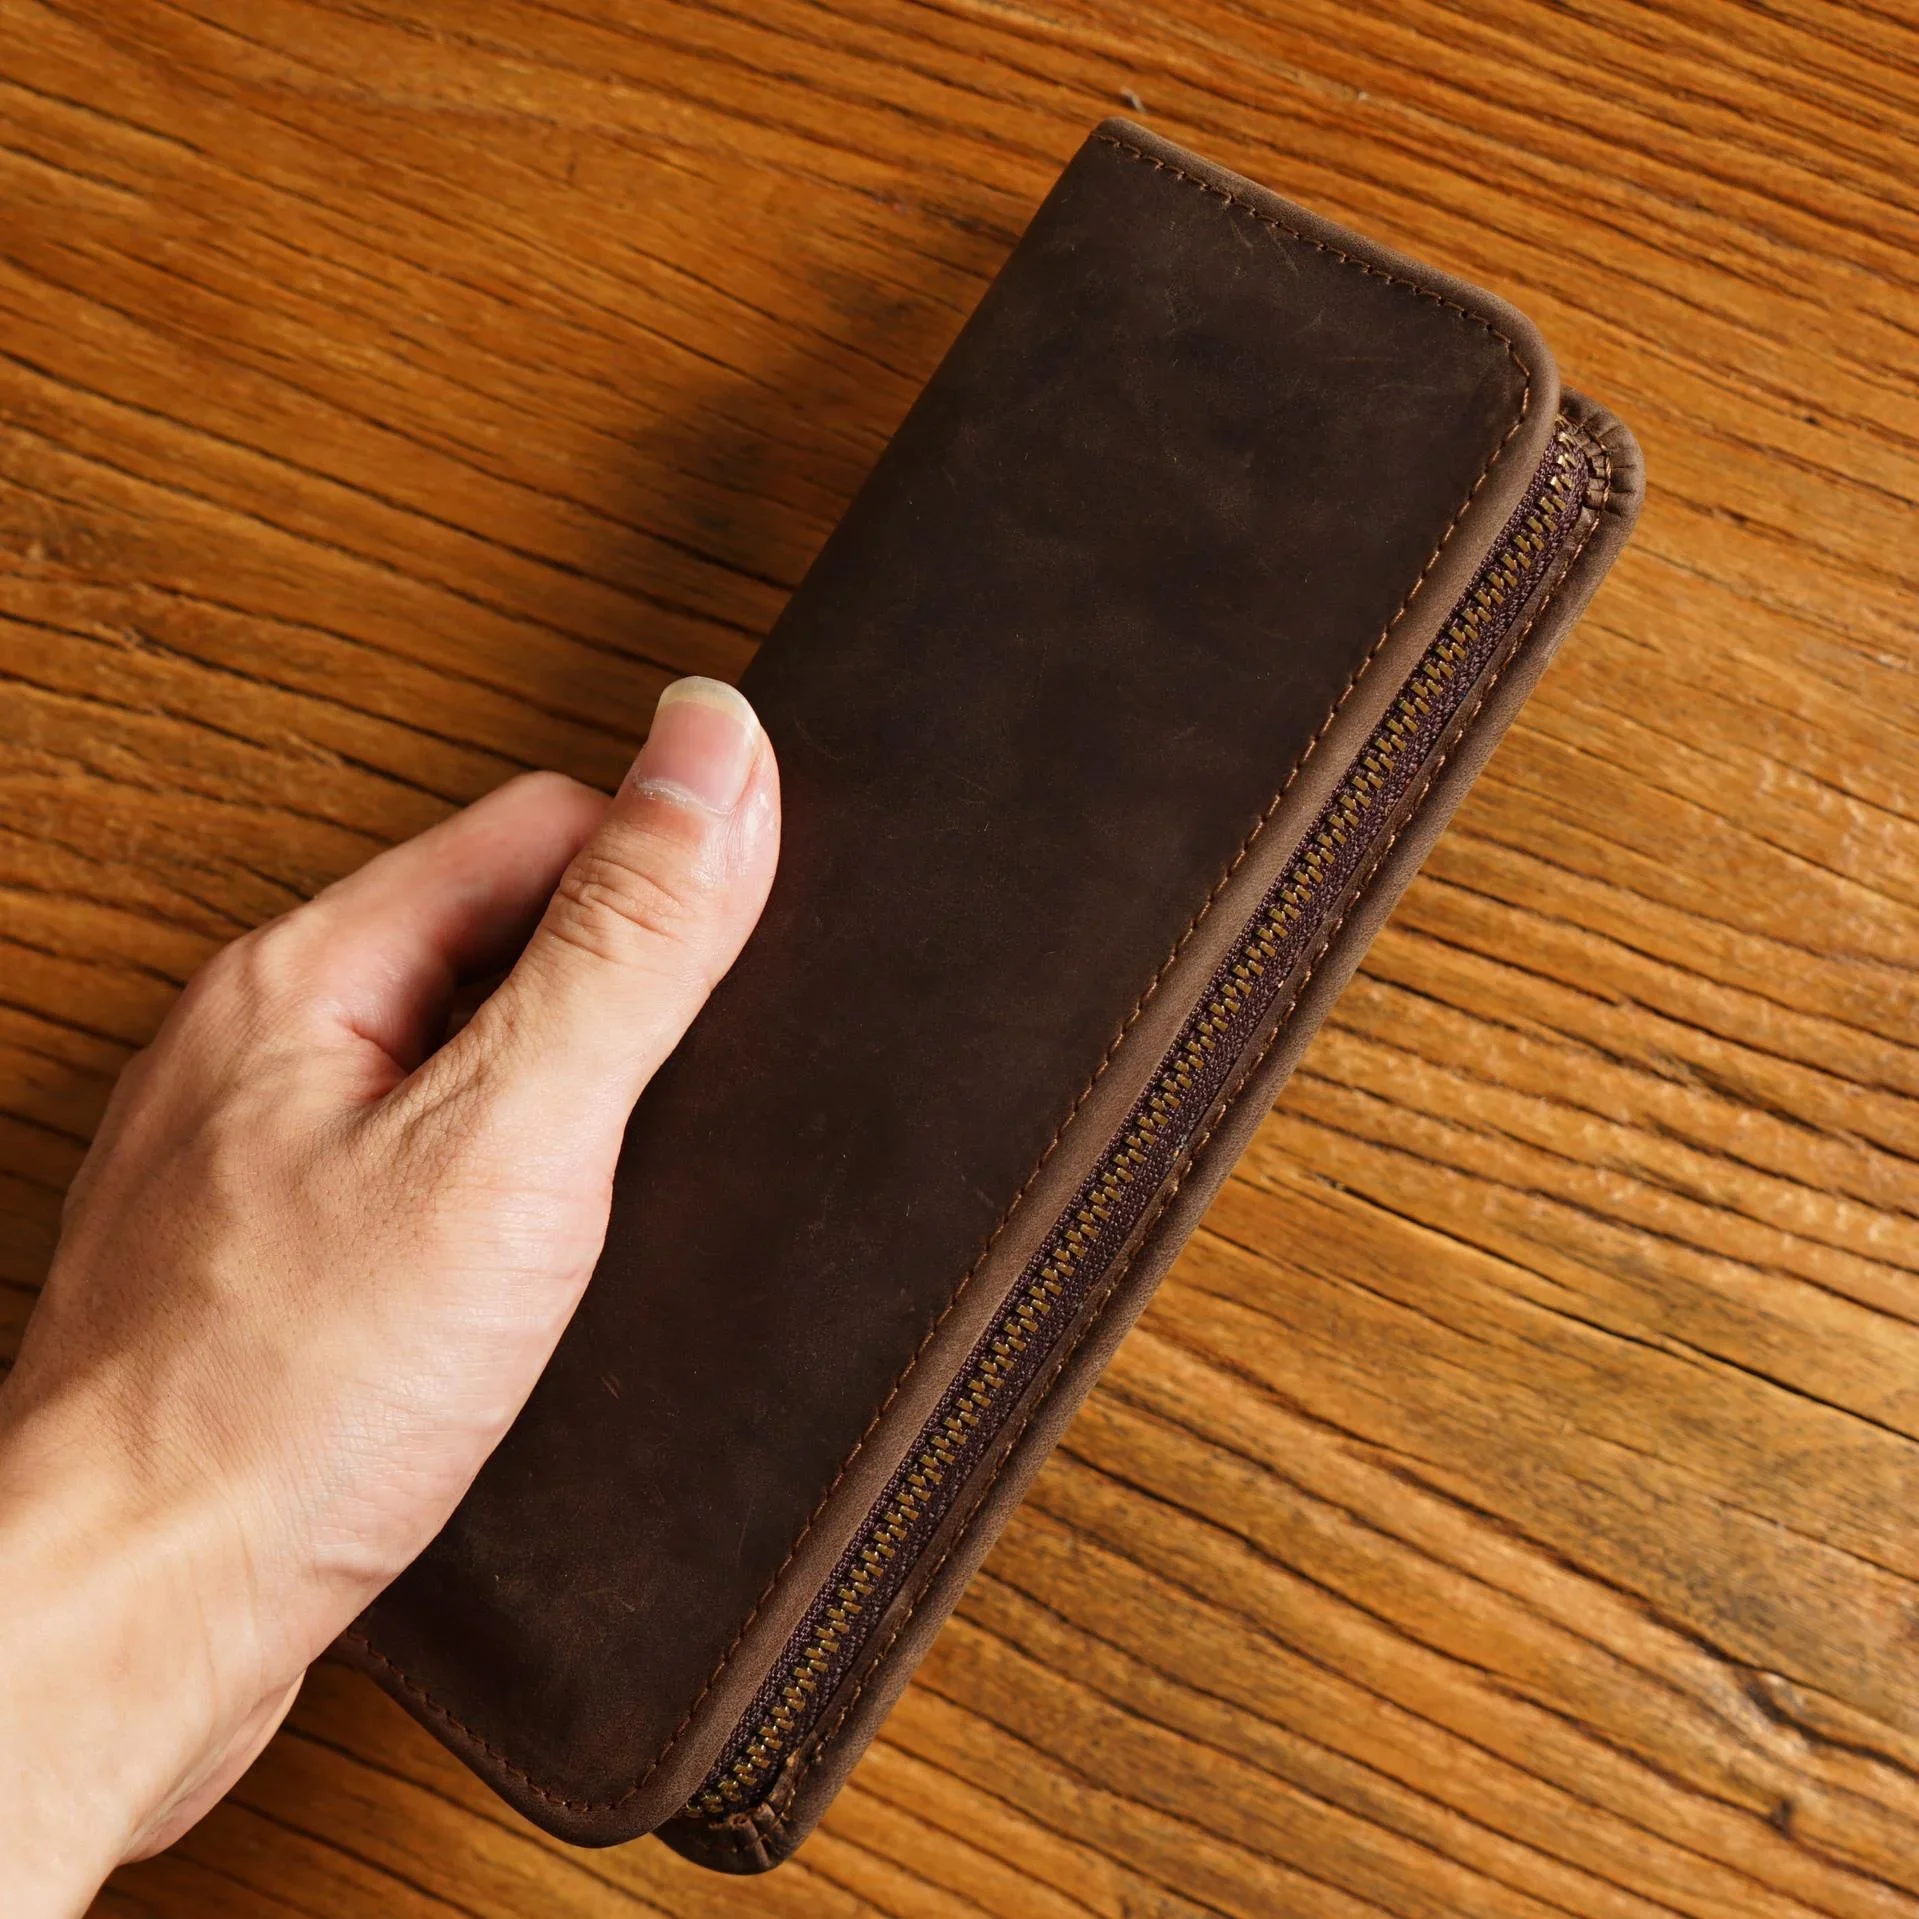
[{"left": 2, "top": 2, "right": 1914, "bottom": 1913}]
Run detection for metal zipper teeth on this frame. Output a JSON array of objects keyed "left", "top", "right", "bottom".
[{"left": 684, "top": 423, "right": 1593, "bottom": 1825}]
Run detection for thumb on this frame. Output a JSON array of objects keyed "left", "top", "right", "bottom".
[{"left": 458, "top": 676, "right": 780, "bottom": 1132}]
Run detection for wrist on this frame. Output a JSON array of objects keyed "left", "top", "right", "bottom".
[{"left": 0, "top": 1384, "right": 271, "bottom": 1914}]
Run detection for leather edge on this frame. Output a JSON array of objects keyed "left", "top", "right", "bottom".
[
  {"left": 659, "top": 395, "right": 1643, "bottom": 1871},
  {"left": 1089, "top": 116, "right": 1560, "bottom": 411}
]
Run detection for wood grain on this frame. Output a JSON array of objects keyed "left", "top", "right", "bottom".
[{"left": 0, "top": 0, "right": 1912, "bottom": 1911}]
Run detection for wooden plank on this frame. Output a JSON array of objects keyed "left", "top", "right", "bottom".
[{"left": 0, "top": 0, "right": 1903, "bottom": 1911}]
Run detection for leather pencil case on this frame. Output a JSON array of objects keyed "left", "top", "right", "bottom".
[{"left": 345, "top": 117, "right": 1642, "bottom": 1869}]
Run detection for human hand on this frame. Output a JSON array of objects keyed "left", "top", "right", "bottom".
[{"left": 0, "top": 678, "right": 779, "bottom": 1916}]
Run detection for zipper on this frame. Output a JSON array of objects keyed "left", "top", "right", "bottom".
[{"left": 683, "top": 418, "right": 1596, "bottom": 1826}]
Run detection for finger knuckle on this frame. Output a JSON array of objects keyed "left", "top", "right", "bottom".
[
  {"left": 511, "top": 767, "right": 596, "bottom": 809},
  {"left": 547, "top": 839, "right": 715, "bottom": 967},
  {"left": 194, "top": 917, "right": 305, "bottom": 1008}
]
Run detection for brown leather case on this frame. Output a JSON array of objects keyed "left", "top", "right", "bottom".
[{"left": 343, "top": 118, "right": 1642, "bottom": 1869}]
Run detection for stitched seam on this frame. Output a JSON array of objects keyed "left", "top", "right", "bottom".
[
  {"left": 1093, "top": 134, "right": 1531, "bottom": 352},
  {"left": 729, "top": 436, "right": 1616, "bottom": 1852},
  {"left": 350, "top": 135, "right": 1539, "bottom": 1819}
]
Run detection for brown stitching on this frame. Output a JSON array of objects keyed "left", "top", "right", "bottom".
[
  {"left": 743, "top": 437, "right": 1616, "bottom": 1847},
  {"left": 1092, "top": 134, "right": 1532, "bottom": 367},
  {"left": 354, "top": 136, "right": 1540, "bottom": 1819}
]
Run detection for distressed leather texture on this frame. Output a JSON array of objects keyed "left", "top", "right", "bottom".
[{"left": 344, "top": 118, "right": 1642, "bottom": 1862}]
